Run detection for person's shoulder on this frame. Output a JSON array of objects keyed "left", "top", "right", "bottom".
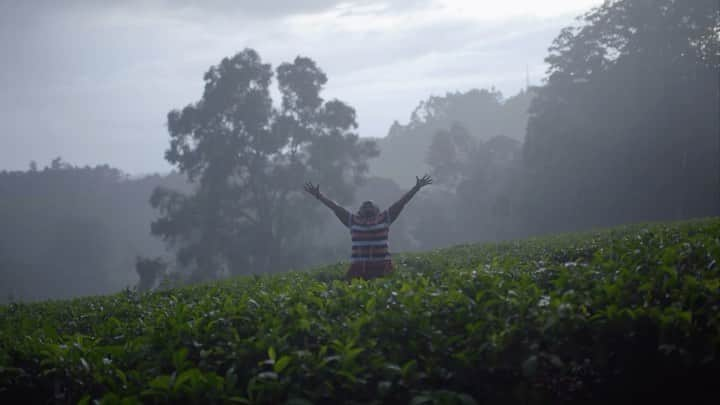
[{"left": 379, "top": 210, "right": 391, "bottom": 223}]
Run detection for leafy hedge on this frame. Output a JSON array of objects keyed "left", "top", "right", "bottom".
[{"left": 1, "top": 218, "right": 719, "bottom": 404}]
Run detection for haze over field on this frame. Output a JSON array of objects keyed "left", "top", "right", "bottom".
[
  {"left": 1, "top": 0, "right": 601, "bottom": 173},
  {"left": 1, "top": 1, "right": 720, "bottom": 402},
  {"left": 0, "top": 0, "right": 718, "bottom": 302}
]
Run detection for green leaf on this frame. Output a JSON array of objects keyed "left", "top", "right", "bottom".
[
  {"left": 457, "top": 393, "right": 478, "bottom": 405},
  {"left": 410, "top": 395, "right": 433, "bottom": 405},
  {"left": 257, "top": 371, "right": 278, "bottom": 380},
  {"left": 547, "top": 354, "right": 564, "bottom": 368},
  {"left": 148, "top": 375, "right": 172, "bottom": 391},
  {"left": 175, "top": 368, "right": 200, "bottom": 388},
  {"left": 522, "top": 355, "right": 538, "bottom": 377},
  {"left": 172, "top": 347, "right": 189, "bottom": 371},
  {"left": 285, "top": 399, "right": 314, "bottom": 405},
  {"left": 225, "top": 367, "right": 239, "bottom": 388},
  {"left": 366, "top": 297, "right": 376, "bottom": 312},
  {"left": 115, "top": 368, "right": 127, "bottom": 386},
  {"left": 274, "top": 355, "right": 292, "bottom": 373},
  {"left": 401, "top": 359, "right": 417, "bottom": 378}
]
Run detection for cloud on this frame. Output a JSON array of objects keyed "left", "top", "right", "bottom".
[{"left": 435, "top": 0, "right": 602, "bottom": 20}]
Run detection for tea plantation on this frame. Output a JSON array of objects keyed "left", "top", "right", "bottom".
[{"left": 1, "top": 218, "right": 719, "bottom": 404}]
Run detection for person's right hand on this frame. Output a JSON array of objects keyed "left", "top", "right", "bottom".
[{"left": 304, "top": 182, "right": 320, "bottom": 198}]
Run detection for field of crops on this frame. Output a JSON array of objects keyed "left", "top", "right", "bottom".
[{"left": 1, "top": 218, "right": 719, "bottom": 404}]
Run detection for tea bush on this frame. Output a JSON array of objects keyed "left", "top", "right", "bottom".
[{"left": 1, "top": 218, "right": 719, "bottom": 404}]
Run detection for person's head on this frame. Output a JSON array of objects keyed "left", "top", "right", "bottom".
[{"left": 358, "top": 200, "right": 380, "bottom": 218}]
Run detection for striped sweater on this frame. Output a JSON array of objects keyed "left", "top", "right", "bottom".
[{"left": 348, "top": 210, "right": 391, "bottom": 263}]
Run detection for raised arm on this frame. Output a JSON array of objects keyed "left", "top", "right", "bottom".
[
  {"left": 388, "top": 175, "right": 432, "bottom": 223},
  {"left": 304, "top": 182, "right": 351, "bottom": 227}
]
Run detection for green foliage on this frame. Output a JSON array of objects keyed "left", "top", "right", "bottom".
[{"left": 1, "top": 218, "right": 719, "bottom": 403}]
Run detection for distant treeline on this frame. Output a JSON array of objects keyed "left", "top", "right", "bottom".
[
  {"left": 1, "top": 0, "right": 717, "bottom": 301},
  {"left": 371, "top": 0, "right": 719, "bottom": 247},
  {"left": 0, "top": 160, "right": 191, "bottom": 301}
]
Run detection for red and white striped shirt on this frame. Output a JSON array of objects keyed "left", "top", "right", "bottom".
[{"left": 348, "top": 210, "right": 391, "bottom": 264}]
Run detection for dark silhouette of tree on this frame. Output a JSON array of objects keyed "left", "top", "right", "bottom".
[
  {"left": 151, "top": 49, "right": 377, "bottom": 281},
  {"left": 372, "top": 88, "right": 534, "bottom": 183},
  {"left": 523, "top": 0, "right": 720, "bottom": 233},
  {"left": 421, "top": 124, "right": 523, "bottom": 247},
  {"left": 426, "top": 123, "right": 477, "bottom": 188},
  {"left": 135, "top": 256, "right": 167, "bottom": 292}
]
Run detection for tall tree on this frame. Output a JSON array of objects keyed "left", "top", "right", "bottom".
[
  {"left": 523, "top": 0, "right": 720, "bottom": 233},
  {"left": 151, "top": 49, "right": 377, "bottom": 281},
  {"left": 425, "top": 123, "right": 477, "bottom": 188},
  {"left": 423, "top": 125, "right": 523, "bottom": 246}
]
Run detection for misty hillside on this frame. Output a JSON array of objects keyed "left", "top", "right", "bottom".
[
  {"left": 368, "top": 89, "right": 533, "bottom": 184},
  {"left": 2, "top": 218, "right": 718, "bottom": 403},
  {"left": 1, "top": 0, "right": 717, "bottom": 303},
  {"left": 0, "top": 164, "right": 190, "bottom": 302},
  {"left": 1, "top": 0, "right": 718, "bottom": 403}
]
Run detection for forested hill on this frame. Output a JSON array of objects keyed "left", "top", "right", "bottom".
[
  {"left": 0, "top": 163, "right": 190, "bottom": 301},
  {"left": 368, "top": 88, "right": 533, "bottom": 184},
  {"left": 1, "top": 0, "right": 717, "bottom": 304},
  {"left": 1, "top": 217, "right": 718, "bottom": 403}
]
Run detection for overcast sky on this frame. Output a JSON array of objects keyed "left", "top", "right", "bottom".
[{"left": 0, "top": 0, "right": 602, "bottom": 174}]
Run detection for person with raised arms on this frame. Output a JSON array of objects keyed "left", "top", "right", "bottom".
[{"left": 304, "top": 175, "right": 432, "bottom": 280}]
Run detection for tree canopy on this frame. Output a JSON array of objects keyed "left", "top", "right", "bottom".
[
  {"left": 523, "top": 0, "right": 719, "bottom": 233},
  {"left": 151, "top": 49, "right": 378, "bottom": 281},
  {"left": 371, "top": 88, "right": 533, "bottom": 183}
]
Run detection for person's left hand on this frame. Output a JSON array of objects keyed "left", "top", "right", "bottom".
[{"left": 415, "top": 174, "right": 433, "bottom": 189}]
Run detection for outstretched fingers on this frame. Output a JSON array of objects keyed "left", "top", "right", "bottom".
[
  {"left": 416, "top": 174, "right": 433, "bottom": 188},
  {"left": 304, "top": 182, "right": 320, "bottom": 197}
]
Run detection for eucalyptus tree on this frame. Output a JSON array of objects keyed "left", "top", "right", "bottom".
[{"left": 151, "top": 49, "right": 377, "bottom": 281}]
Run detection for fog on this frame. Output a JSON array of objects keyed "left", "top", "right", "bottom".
[
  {"left": 1, "top": 0, "right": 718, "bottom": 301},
  {"left": 0, "top": 0, "right": 598, "bottom": 173}
]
